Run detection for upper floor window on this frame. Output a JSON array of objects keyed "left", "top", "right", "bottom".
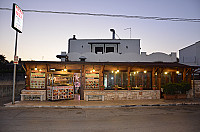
[
  {"left": 95, "top": 47, "right": 103, "bottom": 54},
  {"left": 106, "top": 47, "right": 114, "bottom": 53}
]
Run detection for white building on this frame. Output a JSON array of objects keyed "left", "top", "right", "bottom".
[
  {"left": 179, "top": 41, "right": 200, "bottom": 66},
  {"left": 64, "top": 31, "right": 176, "bottom": 62}
]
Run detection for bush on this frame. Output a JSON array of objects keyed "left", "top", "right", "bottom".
[
  {"left": 163, "top": 82, "right": 191, "bottom": 95},
  {"left": 163, "top": 83, "right": 178, "bottom": 95}
]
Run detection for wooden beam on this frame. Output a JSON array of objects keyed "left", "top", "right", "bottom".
[
  {"left": 128, "top": 67, "right": 130, "bottom": 86},
  {"left": 80, "top": 65, "right": 85, "bottom": 100}
]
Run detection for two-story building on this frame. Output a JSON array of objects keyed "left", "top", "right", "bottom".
[{"left": 22, "top": 30, "right": 197, "bottom": 101}]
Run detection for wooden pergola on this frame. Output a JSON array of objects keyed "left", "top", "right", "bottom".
[{"left": 23, "top": 61, "right": 198, "bottom": 100}]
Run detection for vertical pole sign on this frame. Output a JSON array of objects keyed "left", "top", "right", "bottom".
[{"left": 11, "top": 3, "right": 23, "bottom": 104}]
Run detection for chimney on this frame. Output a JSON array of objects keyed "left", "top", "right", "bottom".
[
  {"left": 73, "top": 35, "right": 76, "bottom": 40},
  {"left": 110, "top": 29, "right": 115, "bottom": 39}
]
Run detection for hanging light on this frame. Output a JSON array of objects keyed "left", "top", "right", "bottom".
[
  {"left": 34, "top": 66, "right": 37, "bottom": 71},
  {"left": 155, "top": 72, "right": 157, "bottom": 76},
  {"left": 144, "top": 70, "right": 147, "bottom": 73},
  {"left": 111, "top": 71, "right": 114, "bottom": 73},
  {"left": 64, "top": 66, "right": 67, "bottom": 72},
  {"left": 164, "top": 72, "right": 168, "bottom": 75},
  {"left": 92, "top": 65, "right": 95, "bottom": 72},
  {"left": 176, "top": 71, "right": 179, "bottom": 74},
  {"left": 133, "top": 72, "right": 136, "bottom": 74},
  {"left": 117, "top": 69, "right": 119, "bottom": 73}
]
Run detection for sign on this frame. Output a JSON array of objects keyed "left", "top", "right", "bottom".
[
  {"left": 11, "top": 3, "right": 23, "bottom": 33},
  {"left": 14, "top": 56, "right": 18, "bottom": 64},
  {"left": 31, "top": 73, "right": 45, "bottom": 78}
]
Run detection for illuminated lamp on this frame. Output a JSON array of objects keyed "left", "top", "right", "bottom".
[
  {"left": 144, "top": 70, "right": 147, "bottom": 73},
  {"left": 117, "top": 69, "right": 119, "bottom": 73},
  {"left": 176, "top": 71, "right": 179, "bottom": 74},
  {"left": 111, "top": 71, "right": 114, "bottom": 73},
  {"left": 164, "top": 72, "right": 168, "bottom": 75},
  {"left": 134, "top": 72, "right": 136, "bottom": 74},
  {"left": 34, "top": 66, "right": 37, "bottom": 71}
]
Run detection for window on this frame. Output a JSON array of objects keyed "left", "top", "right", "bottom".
[
  {"left": 104, "top": 71, "right": 128, "bottom": 90},
  {"left": 130, "top": 71, "right": 151, "bottom": 89},
  {"left": 95, "top": 47, "right": 103, "bottom": 54},
  {"left": 106, "top": 47, "right": 114, "bottom": 53}
]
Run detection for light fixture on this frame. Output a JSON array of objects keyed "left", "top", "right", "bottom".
[
  {"left": 92, "top": 65, "right": 95, "bottom": 72},
  {"left": 164, "top": 72, "right": 168, "bottom": 75},
  {"left": 50, "top": 68, "right": 55, "bottom": 71},
  {"left": 39, "top": 69, "right": 42, "bottom": 72},
  {"left": 155, "top": 72, "right": 157, "bottom": 76},
  {"left": 144, "top": 70, "right": 147, "bottom": 73},
  {"left": 176, "top": 71, "right": 179, "bottom": 74},
  {"left": 117, "top": 69, "right": 119, "bottom": 73},
  {"left": 64, "top": 66, "right": 67, "bottom": 72},
  {"left": 136, "top": 71, "right": 139, "bottom": 74},
  {"left": 34, "top": 66, "right": 37, "bottom": 71},
  {"left": 134, "top": 72, "right": 136, "bottom": 74},
  {"left": 111, "top": 71, "right": 114, "bottom": 73}
]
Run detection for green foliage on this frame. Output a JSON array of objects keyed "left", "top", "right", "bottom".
[{"left": 163, "top": 82, "right": 191, "bottom": 95}]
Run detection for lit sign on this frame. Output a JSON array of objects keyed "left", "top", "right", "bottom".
[{"left": 11, "top": 3, "right": 23, "bottom": 33}]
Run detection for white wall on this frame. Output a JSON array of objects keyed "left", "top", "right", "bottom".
[
  {"left": 179, "top": 41, "right": 200, "bottom": 66},
  {"left": 67, "top": 52, "right": 177, "bottom": 62},
  {"left": 68, "top": 39, "right": 140, "bottom": 54}
]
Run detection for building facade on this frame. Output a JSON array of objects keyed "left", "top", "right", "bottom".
[{"left": 22, "top": 32, "right": 197, "bottom": 101}]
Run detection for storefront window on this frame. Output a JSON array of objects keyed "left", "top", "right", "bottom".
[
  {"left": 104, "top": 71, "right": 128, "bottom": 90},
  {"left": 130, "top": 71, "right": 151, "bottom": 89}
]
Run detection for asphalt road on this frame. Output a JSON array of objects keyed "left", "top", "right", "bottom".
[{"left": 0, "top": 105, "right": 200, "bottom": 132}]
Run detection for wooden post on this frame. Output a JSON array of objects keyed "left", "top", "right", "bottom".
[
  {"left": 80, "top": 65, "right": 85, "bottom": 100},
  {"left": 99, "top": 65, "right": 104, "bottom": 90},
  {"left": 157, "top": 68, "right": 162, "bottom": 99},
  {"left": 128, "top": 67, "right": 130, "bottom": 86},
  {"left": 152, "top": 68, "right": 156, "bottom": 87},
  {"left": 188, "top": 68, "right": 192, "bottom": 85},
  {"left": 183, "top": 68, "right": 186, "bottom": 82}
]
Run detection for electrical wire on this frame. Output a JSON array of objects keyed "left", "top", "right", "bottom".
[{"left": 0, "top": 7, "right": 200, "bottom": 22}]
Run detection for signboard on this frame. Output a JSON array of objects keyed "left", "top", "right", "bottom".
[
  {"left": 13, "top": 56, "right": 18, "bottom": 64},
  {"left": 11, "top": 3, "right": 23, "bottom": 33}
]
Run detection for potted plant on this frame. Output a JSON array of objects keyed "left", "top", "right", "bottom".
[
  {"left": 127, "top": 85, "right": 131, "bottom": 90},
  {"left": 152, "top": 85, "right": 157, "bottom": 90},
  {"left": 139, "top": 85, "right": 143, "bottom": 90},
  {"left": 114, "top": 85, "right": 118, "bottom": 91},
  {"left": 100, "top": 85, "right": 105, "bottom": 91},
  {"left": 25, "top": 84, "right": 30, "bottom": 90}
]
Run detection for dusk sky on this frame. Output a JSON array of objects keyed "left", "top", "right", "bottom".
[{"left": 0, "top": 0, "right": 200, "bottom": 61}]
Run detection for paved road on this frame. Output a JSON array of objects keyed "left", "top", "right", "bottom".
[{"left": 0, "top": 105, "right": 200, "bottom": 132}]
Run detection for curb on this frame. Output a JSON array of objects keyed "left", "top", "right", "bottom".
[{"left": 4, "top": 102, "right": 200, "bottom": 108}]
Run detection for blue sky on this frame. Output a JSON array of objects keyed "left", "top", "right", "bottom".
[{"left": 0, "top": 0, "right": 200, "bottom": 61}]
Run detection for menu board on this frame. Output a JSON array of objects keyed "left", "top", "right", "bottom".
[
  {"left": 30, "top": 73, "right": 45, "bottom": 89},
  {"left": 85, "top": 71, "right": 99, "bottom": 89}
]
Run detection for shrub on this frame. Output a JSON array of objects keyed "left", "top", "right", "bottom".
[
  {"left": 164, "top": 82, "right": 191, "bottom": 95},
  {"left": 163, "top": 83, "right": 178, "bottom": 95}
]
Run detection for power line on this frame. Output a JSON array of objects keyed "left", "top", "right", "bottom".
[{"left": 0, "top": 7, "right": 200, "bottom": 22}]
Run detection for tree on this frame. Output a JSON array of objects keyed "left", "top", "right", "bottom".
[{"left": 0, "top": 54, "right": 9, "bottom": 65}]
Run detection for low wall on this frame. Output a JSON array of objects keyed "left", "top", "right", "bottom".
[
  {"left": 0, "top": 81, "right": 25, "bottom": 98},
  {"left": 189, "top": 80, "right": 200, "bottom": 98},
  {"left": 84, "top": 90, "right": 160, "bottom": 101}
]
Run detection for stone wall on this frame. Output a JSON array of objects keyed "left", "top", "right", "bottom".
[
  {"left": 189, "top": 80, "right": 200, "bottom": 98},
  {"left": 84, "top": 90, "right": 160, "bottom": 101},
  {"left": 0, "top": 81, "right": 25, "bottom": 98}
]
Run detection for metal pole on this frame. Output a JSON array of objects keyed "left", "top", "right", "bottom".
[{"left": 12, "top": 31, "right": 18, "bottom": 104}]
